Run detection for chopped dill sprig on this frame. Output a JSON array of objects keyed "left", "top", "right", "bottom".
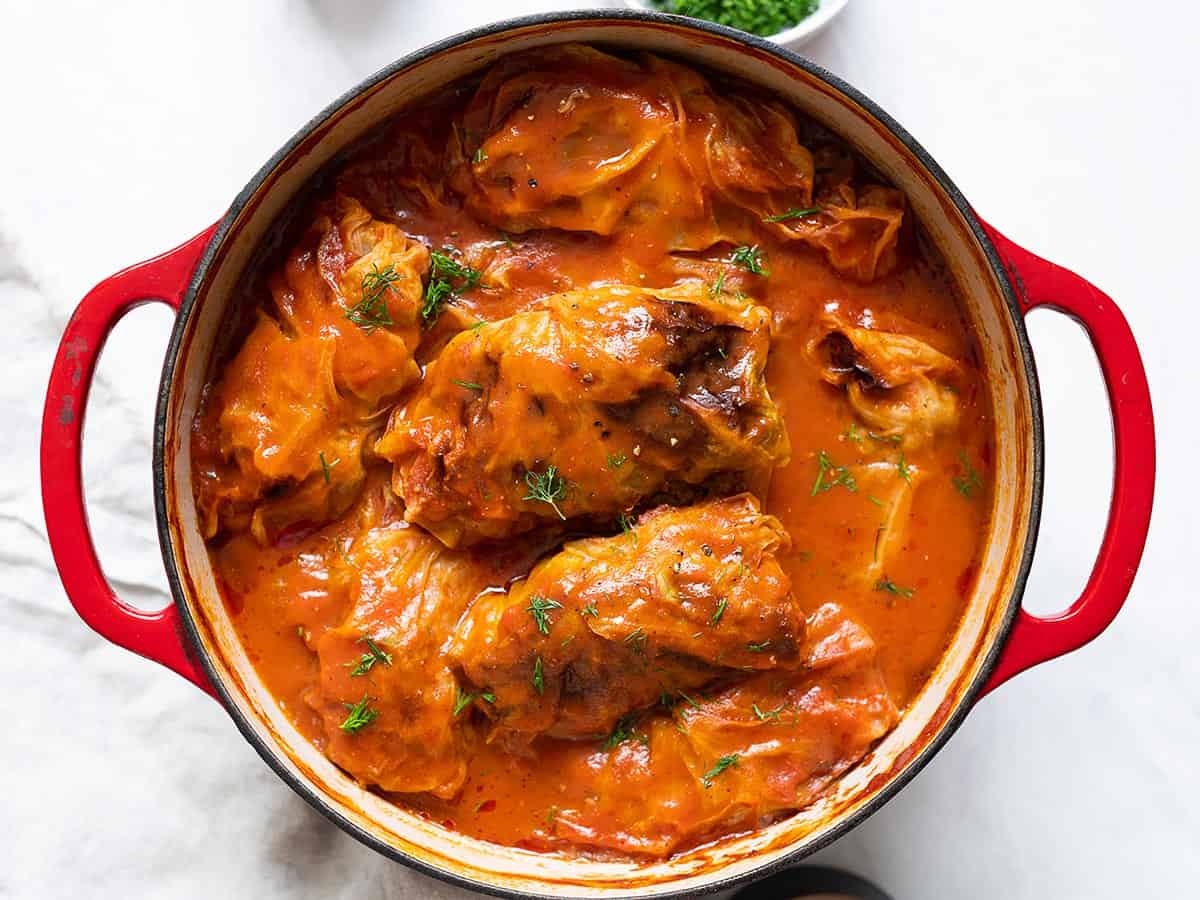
[
  {"left": 318, "top": 451, "right": 339, "bottom": 485},
  {"left": 710, "top": 598, "right": 728, "bottom": 625},
  {"left": 453, "top": 689, "right": 476, "bottom": 717},
  {"left": 875, "top": 578, "right": 915, "bottom": 598},
  {"left": 347, "top": 636, "right": 392, "bottom": 677},
  {"left": 953, "top": 450, "right": 985, "bottom": 498},
  {"left": 764, "top": 206, "right": 822, "bottom": 222},
  {"left": 532, "top": 656, "right": 545, "bottom": 695},
  {"left": 752, "top": 702, "right": 787, "bottom": 721},
  {"left": 811, "top": 450, "right": 857, "bottom": 496},
  {"left": 601, "top": 714, "right": 643, "bottom": 751},
  {"left": 701, "top": 753, "right": 739, "bottom": 787},
  {"left": 523, "top": 465, "right": 568, "bottom": 520},
  {"left": 339, "top": 695, "right": 378, "bottom": 733},
  {"left": 731, "top": 244, "right": 768, "bottom": 276},
  {"left": 525, "top": 595, "right": 564, "bottom": 635},
  {"left": 624, "top": 627, "right": 648, "bottom": 653},
  {"left": 345, "top": 263, "right": 400, "bottom": 332},
  {"left": 422, "top": 249, "right": 482, "bottom": 324}
]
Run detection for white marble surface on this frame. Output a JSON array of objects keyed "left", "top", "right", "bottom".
[{"left": 1, "top": 1, "right": 1196, "bottom": 898}]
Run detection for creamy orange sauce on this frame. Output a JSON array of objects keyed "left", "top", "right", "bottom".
[{"left": 194, "top": 47, "right": 992, "bottom": 857}]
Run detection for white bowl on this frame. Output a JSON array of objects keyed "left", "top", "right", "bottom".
[{"left": 622, "top": 0, "right": 850, "bottom": 49}]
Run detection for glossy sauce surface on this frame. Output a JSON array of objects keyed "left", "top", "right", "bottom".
[{"left": 194, "top": 47, "right": 992, "bottom": 858}]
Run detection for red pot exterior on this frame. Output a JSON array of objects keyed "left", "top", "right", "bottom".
[{"left": 41, "top": 226, "right": 219, "bottom": 696}]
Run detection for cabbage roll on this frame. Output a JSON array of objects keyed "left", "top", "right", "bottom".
[
  {"left": 449, "top": 494, "right": 804, "bottom": 742},
  {"left": 448, "top": 45, "right": 902, "bottom": 280},
  {"left": 305, "top": 505, "right": 494, "bottom": 799},
  {"left": 375, "top": 283, "right": 789, "bottom": 547},
  {"left": 194, "top": 195, "right": 430, "bottom": 542},
  {"left": 546, "top": 603, "right": 897, "bottom": 856}
]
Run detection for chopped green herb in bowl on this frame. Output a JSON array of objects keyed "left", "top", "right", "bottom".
[{"left": 630, "top": 0, "right": 848, "bottom": 48}]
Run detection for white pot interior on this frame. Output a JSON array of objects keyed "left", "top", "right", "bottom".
[{"left": 160, "top": 17, "right": 1038, "bottom": 897}]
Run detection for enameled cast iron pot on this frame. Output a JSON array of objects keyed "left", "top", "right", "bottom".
[{"left": 40, "top": 11, "right": 1156, "bottom": 898}]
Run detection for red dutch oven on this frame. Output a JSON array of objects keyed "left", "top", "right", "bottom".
[{"left": 39, "top": 11, "right": 1155, "bottom": 898}]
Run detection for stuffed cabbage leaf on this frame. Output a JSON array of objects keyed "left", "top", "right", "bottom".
[
  {"left": 375, "top": 283, "right": 789, "bottom": 547},
  {"left": 450, "top": 494, "right": 803, "bottom": 742},
  {"left": 546, "top": 602, "right": 897, "bottom": 855},
  {"left": 193, "top": 196, "right": 429, "bottom": 542},
  {"left": 448, "top": 45, "right": 902, "bottom": 280}
]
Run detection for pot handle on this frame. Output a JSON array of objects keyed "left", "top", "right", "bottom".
[
  {"left": 978, "top": 222, "right": 1155, "bottom": 695},
  {"left": 40, "top": 226, "right": 219, "bottom": 696}
]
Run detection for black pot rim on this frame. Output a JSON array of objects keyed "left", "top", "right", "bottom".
[{"left": 153, "top": 8, "right": 1044, "bottom": 899}]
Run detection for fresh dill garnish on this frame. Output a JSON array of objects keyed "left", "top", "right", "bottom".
[
  {"left": 580, "top": 604, "right": 599, "bottom": 618},
  {"left": 431, "top": 249, "right": 482, "bottom": 288},
  {"left": 869, "top": 430, "right": 902, "bottom": 445},
  {"left": 731, "top": 244, "right": 768, "bottom": 276},
  {"left": 701, "top": 753, "right": 740, "bottom": 787},
  {"left": 868, "top": 495, "right": 885, "bottom": 507},
  {"left": 318, "top": 451, "right": 339, "bottom": 485},
  {"left": 531, "top": 656, "right": 545, "bottom": 695},
  {"left": 602, "top": 714, "right": 641, "bottom": 751},
  {"left": 746, "top": 640, "right": 771, "bottom": 652},
  {"left": 708, "top": 269, "right": 727, "bottom": 297},
  {"left": 523, "top": 465, "right": 568, "bottom": 520},
  {"left": 480, "top": 691, "right": 496, "bottom": 703},
  {"left": 752, "top": 702, "right": 786, "bottom": 721},
  {"left": 875, "top": 578, "right": 915, "bottom": 598},
  {"left": 472, "top": 147, "right": 488, "bottom": 164},
  {"left": 617, "top": 512, "right": 638, "bottom": 545},
  {"left": 345, "top": 263, "right": 400, "bottom": 332},
  {"left": 453, "top": 689, "right": 476, "bottom": 717},
  {"left": 624, "top": 627, "right": 648, "bottom": 653},
  {"left": 469, "top": 319, "right": 487, "bottom": 333},
  {"left": 606, "top": 452, "right": 627, "bottom": 470},
  {"left": 663, "top": 690, "right": 702, "bottom": 712},
  {"left": 525, "top": 595, "right": 564, "bottom": 635},
  {"left": 711, "top": 598, "right": 728, "bottom": 625},
  {"left": 764, "top": 206, "right": 822, "bottom": 222},
  {"left": 422, "top": 278, "right": 454, "bottom": 323},
  {"left": 811, "top": 450, "right": 857, "bottom": 496},
  {"left": 451, "top": 378, "right": 482, "bottom": 391},
  {"left": 339, "top": 695, "right": 379, "bottom": 733},
  {"left": 422, "top": 249, "right": 481, "bottom": 324},
  {"left": 953, "top": 450, "right": 984, "bottom": 498},
  {"left": 897, "top": 453, "right": 913, "bottom": 483},
  {"left": 347, "top": 636, "right": 393, "bottom": 676},
  {"left": 844, "top": 422, "right": 865, "bottom": 445}
]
